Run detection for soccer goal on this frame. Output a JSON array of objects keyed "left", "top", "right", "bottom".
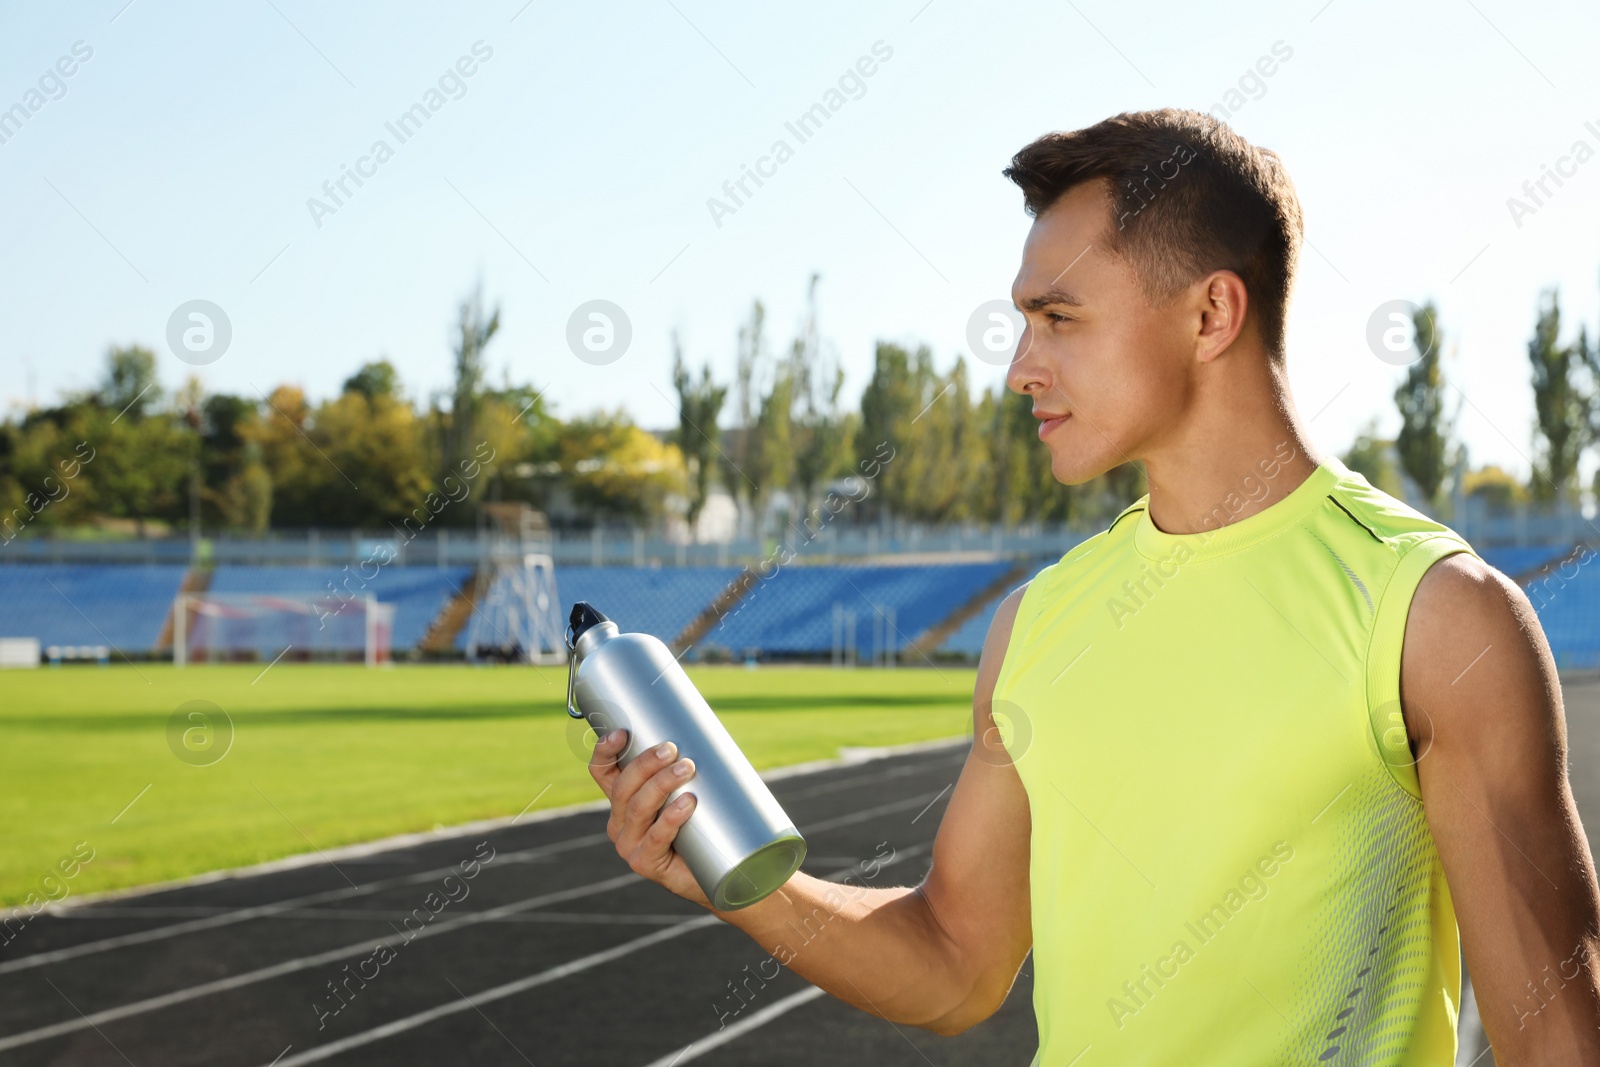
[{"left": 173, "top": 593, "right": 395, "bottom": 667}]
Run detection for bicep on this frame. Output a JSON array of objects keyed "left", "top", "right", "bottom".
[
  {"left": 1404, "top": 555, "right": 1600, "bottom": 1053},
  {"left": 918, "top": 584, "right": 1034, "bottom": 1013}
]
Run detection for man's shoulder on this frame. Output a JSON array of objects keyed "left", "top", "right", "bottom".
[
  {"left": 1405, "top": 551, "right": 1538, "bottom": 689},
  {"left": 1322, "top": 462, "right": 1474, "bottom": 557}
]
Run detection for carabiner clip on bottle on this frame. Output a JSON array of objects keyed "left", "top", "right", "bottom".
[{"left": 565, "top": 618, "right": 583, "bottom": 719}]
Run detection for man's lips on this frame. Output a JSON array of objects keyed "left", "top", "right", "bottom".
[{"left": 1035, "top": 412, "right": 1070, "bottom": 439}]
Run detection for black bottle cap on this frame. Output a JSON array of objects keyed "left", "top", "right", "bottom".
[{"left": 569, "top": 602, "right": 611, "bottom": 643}]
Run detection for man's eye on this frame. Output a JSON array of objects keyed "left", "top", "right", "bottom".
[{"left": 1047, "top": 312, "right": 1074, "bottom": 324}]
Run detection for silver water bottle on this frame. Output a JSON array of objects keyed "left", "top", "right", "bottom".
[{"left": 566, "top": 602, "right": 806, "bottom": 910}]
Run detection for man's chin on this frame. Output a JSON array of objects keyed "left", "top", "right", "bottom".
[{"left": 1048, "top": 450, "right": 1120, "bottom": 488}]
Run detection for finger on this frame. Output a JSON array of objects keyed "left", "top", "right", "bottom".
[
  {"left": 605, "top": 740, "right": 681, "bottom": 836},
  {"left": 628, "top": 791, "right": 697, "bottom": 880},
  {"left": 588, "top": 727, "right": 630, "bottom": 792},
  {"left": 617, "top": 756, "right": 696, "bottom": 852}
]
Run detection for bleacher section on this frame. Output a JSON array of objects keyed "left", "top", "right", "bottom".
[
  {"left": 2, "top": 544, "right": 1597, "bottom": 665},
  {"left": 699, "top": 562, "right": 1015, "bottom": 657},
  {"left": 209, "top": 565, "right": 473, "bottom": 655},
  {"left": 1479, "top": 544, "right": 1573, "bottom": 580},
  {"left": 462, "top": 565, "right": 744, "bottom": 650},
  {"left": 937, "top": 561, "right": 1055, "bottom": 656},
  {"left": 1527, "top": 556, "right": 1600, "bottom": 671},
  {"left": 0, "top": 563, "right": 187, "bottom": 652}
]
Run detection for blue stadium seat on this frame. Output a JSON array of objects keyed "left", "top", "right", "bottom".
[
  {"left": 1526, "top": 552, "right": 1600, "bottom": 670},
  {"left": 701, "top": 562, "right": 1015, "bottom": 657},
  {"left": 0, "top": 563, "right": 187, "bottom": 652},
  {"left": 1479, "top": 544, "right": 1572, "bottom": 580},
  {"left": 462, "top": 565, "right": 744, "bottom": 649},
  {"left": 938, "top": 560, "right": 1054, "bottom": 656}
]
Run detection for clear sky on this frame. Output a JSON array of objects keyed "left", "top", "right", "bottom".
[{"left": 3, "top": 0, "right": 1599, "bottom": 484}]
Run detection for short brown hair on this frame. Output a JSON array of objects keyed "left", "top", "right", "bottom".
[{"left": 1003, "top": 108, "right": 1303, "bottom": 360}]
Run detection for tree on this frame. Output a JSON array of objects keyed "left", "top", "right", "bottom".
[
  {"left": 99, "top": 345, "right": 160, "bottom": 419},
  {"left": 670, "top": 336, "right": 728, "bottom": 535},
  {"left": 244, "top": 385, "right": 320, "bottom": 525},
  {"left": 788, "top": 275, "right": 851, "bottom": 517},
  {"left": 749, "top": 362, "right": 794, "bottom": 533},
  {"left": 478, "top": 381, "right": 559, "bottom": 510},
  {"left": 342, "top": 359, "right": 400, "bottom": 402},
  {"left": 722, "top": 300, "right": 766, "bottom": 533},
  {"left": 902, "top": 353, "right": 966, "bottom": 522},
  {"left": 198, "top": 394, "right": 267, "bottom": 530},
  {"left": 1341, "top": 419, "right": 1404, "bottom": 498},
  {"left": 1528, "top": 287, "right": 1588, "bottom": 505},
  {"left": 857, "top": 341, "right": 919, "bottom": 521},
  {"left": 439, "top": 285, "right": 501, "bottom": 506},
  {"left": 314, "top": 389, "right": 434, "bottom": 527},
  {"left": 84, "top": 404, "right": 192, "bottom": 534},
  {"left": 558, "top": 412, "right": 686, "bottom": 520},
  {"left": 1462, "top": 464, "right": 1526, "bottom": 516},
  {"left": 1393, "top": 299, "right": 1453, "bottom": 508}
]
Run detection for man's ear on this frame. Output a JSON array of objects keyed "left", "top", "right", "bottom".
[{"left": 1193, "top": 269, "right": 1249, "bottom": 364}]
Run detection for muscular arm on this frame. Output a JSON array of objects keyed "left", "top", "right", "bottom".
[
  {"left": 588, "top": 585, "right": 1035, "bottom": 1036},
  {"left": 1403, "top": 554, "right": 1600, "bottom": 1063}
]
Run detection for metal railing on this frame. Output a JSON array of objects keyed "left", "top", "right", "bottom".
[{"left": 2, "top": 507, "right": 1594, "bottom": 567}]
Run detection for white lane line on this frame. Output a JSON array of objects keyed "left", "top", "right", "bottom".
[
  {"left": 3, "top": 764, "right": 947, "bottom": 972},
  {"left": 0, "top": 833, "right": 608, "bottom": 975},
  {"left": 53, "top": 906, "right": 697, "bottom": 925},
  {"left": 0, "top": 791, "right": 944, "bottom": 1051},
  {"left": 0, "top": 871, "right": 639, "bottom": 1053},
  {"left": 263, "top": 843, "right": 935, "bottom": 1067},
  {"left": 4, "top": 737, "right": 963, "bottom": 928},
  {"left": 640, "top": 987, "right": 828, "bottom": 1067},
  {"left": 267, "top": 915, "right": 724, "bottom": 1067},
  {"left": 782, "top": 752, "right": 965, "bottom": 803}
]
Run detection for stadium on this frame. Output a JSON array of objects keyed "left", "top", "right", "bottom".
[
  {"left": 3, "top": 502, "right": 1598, "bottom": 1063},
  {"left": 8, "top": 4, "right": 1600, "bottom": 1065}
]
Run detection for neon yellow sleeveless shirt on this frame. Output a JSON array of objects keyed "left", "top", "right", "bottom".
[{"left": 994, "top": 451, "right": 1475, "bottom": 1066}]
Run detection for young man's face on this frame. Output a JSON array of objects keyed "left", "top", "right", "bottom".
[{"left": 1006, "top": 179, "right": 1196, "bottom": 486}]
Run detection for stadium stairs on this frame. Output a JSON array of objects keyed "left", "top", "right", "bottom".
[
  {"left": 419, "top": 567, "right": 490, "bottom": 654},
  {"left": 905, "top": 559, "right": 1033, "bottom": 658},
  {"left": 669, "top": 566, "right": 760, "bottom": 654},
  {"left": 154, "top": 563, "right": 215, "bottom": 652},
  {"left": 6, "top": 541, "right": 1598, "bottom": 666}
]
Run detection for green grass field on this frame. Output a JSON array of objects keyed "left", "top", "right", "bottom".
[{"left": 0, "top": 663, "right": 977, "bottom": 907}]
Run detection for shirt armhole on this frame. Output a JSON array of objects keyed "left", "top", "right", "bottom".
[
  {"left": 992, "top": 574, "right": 1047, "bottom": 702},
  {"left": 1365, "top": 533, "right": 1478, "bottom": 799}
]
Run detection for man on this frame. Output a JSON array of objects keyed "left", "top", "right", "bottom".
[{"left": 589, "top": 109, "right": 1600, "bottom": 1063}]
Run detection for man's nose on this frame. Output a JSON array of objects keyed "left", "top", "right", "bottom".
[{"left": 1005, "top": 321, "right": 1042, "bottom": 396}]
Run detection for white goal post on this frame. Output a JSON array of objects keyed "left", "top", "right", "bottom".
[{"left": 173, "top": 593, "right": 395, "bottom": 668}]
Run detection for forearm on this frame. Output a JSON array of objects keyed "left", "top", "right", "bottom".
[{"left": 701, "top": 869, "right": 976, "bottom": 1034}]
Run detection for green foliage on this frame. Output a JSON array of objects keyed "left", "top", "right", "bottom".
[
  {"left": 671, "top": 337, "right": 728, "bottom": 531},
  {"left": 438, "top": 285, "right": 501, "bottom": 513},
  {"left": 1340, "top": 420, "right": 1404, "bottom": 498},
  {"left": 99, "top": 344, "right": 161, "bottom": 419},
  {"left": 1392, "top": 300, "right": 1453, "bottom": 507},
  {"left": 1528, "top": 288, "right": 1589, "bottom": 504},
  {"left": 342, "top": 359, "right": 400, "bottom": 401},
  {"left": 556, "top": 412, "right": 686, "bottom": 520},
  {"left": 788, "top": 274, "right": 852, "bottom": 515},
  {"left": 1462, "top": 464, "right": 1526, "bottom": 515}
]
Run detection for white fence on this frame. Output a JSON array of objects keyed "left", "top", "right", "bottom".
[{"left": 0, "top": 508, "right": 1593, "bottom": 568}]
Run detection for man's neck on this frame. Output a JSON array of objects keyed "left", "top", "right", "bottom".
[{"left": 1139, "top": 367, "right": 1320, "bottom": 536}]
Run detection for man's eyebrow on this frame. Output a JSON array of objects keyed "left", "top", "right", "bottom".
[{"left": 1016, "top": 287, "right": 1085, "bottom": 312}]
